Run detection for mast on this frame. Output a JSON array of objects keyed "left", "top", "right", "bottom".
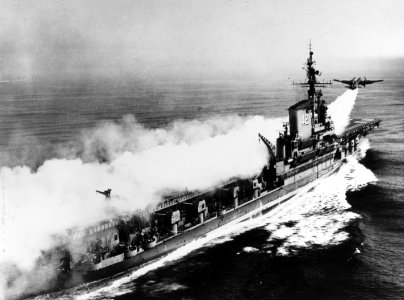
[
  {"left": 305, "top": 42, "right": 319, "bottom": 134},
  {"left": 295, "top": 41, "right": 332, "bottom": 135}
]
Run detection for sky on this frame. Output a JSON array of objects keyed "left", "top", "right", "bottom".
[{"left": 0, "top": 0, "right": 403, "bottom": 81}]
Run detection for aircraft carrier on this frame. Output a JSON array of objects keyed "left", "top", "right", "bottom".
[{"left": 21, "top": 47, "right": 381, "bottom": 298}]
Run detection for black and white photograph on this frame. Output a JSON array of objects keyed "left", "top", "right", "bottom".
[{"left": 0, "top": 1, "right": 403, "bottom": 299}]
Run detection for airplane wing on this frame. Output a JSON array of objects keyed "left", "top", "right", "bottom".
[
  {"left": 362, "top": 79, "right": 383, "bottom": 85},
  {"left": 333, "top": 79, "right": 352, "bottom": 84}
]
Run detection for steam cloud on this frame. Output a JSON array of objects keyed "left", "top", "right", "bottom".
[
  {"left": 328, "top": 88, "right": 358, "bottom": 135},
  {"left": 0, "top": 115, "right": 284, "bottom": 273}
]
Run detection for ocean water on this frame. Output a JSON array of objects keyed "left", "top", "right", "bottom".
[{"left": 0, "top": 68, "right": 403, "bottom": 299}]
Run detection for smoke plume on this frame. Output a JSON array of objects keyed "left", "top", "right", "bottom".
[
  {"left": 328, "top": 88, "right": 358, "bottom": 135},
  {"left": 0, "top": 115, "right": 283, "bottom": 280}
]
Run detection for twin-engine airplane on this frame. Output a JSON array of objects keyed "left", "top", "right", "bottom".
[{"left": 333, "top": 77, "right": 383, "bottom": 89}]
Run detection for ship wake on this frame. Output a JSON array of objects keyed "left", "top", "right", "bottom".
[{"left": 261, "top": 156, "right": 377, "bottom": 256}]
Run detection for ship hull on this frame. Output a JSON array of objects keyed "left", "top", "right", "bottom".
[{"left": 77, "top": 155, "right": 344, "bottom": 284}]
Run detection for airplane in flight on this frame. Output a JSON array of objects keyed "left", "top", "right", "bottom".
[
  {"left": 96, "top": 189, "right": 112, "bottom": 198},
  {"left": 333, "top": 77, "right": 383, "bottom": 89}
]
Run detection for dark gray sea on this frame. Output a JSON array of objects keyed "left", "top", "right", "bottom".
[{"left": 0, "top": 65, "right": 403, "bottom": 299}]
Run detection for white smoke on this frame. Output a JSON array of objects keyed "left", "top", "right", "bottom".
[
  {"left": 0, "top": 115, "right": 284, "bottom": 275},
  {"left": 328, "top": 88, "right": 358, "bottom": 135},
  {"left": 71, "top": 115, "right": 260, "bottom": 163}
]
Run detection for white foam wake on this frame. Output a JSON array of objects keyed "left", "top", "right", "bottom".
[
  {"left": 261, "top": 156, "right": 377, "bottom": 256},
  {"left": 358, "top": 137, "right": 371, "bottom": 160}
]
